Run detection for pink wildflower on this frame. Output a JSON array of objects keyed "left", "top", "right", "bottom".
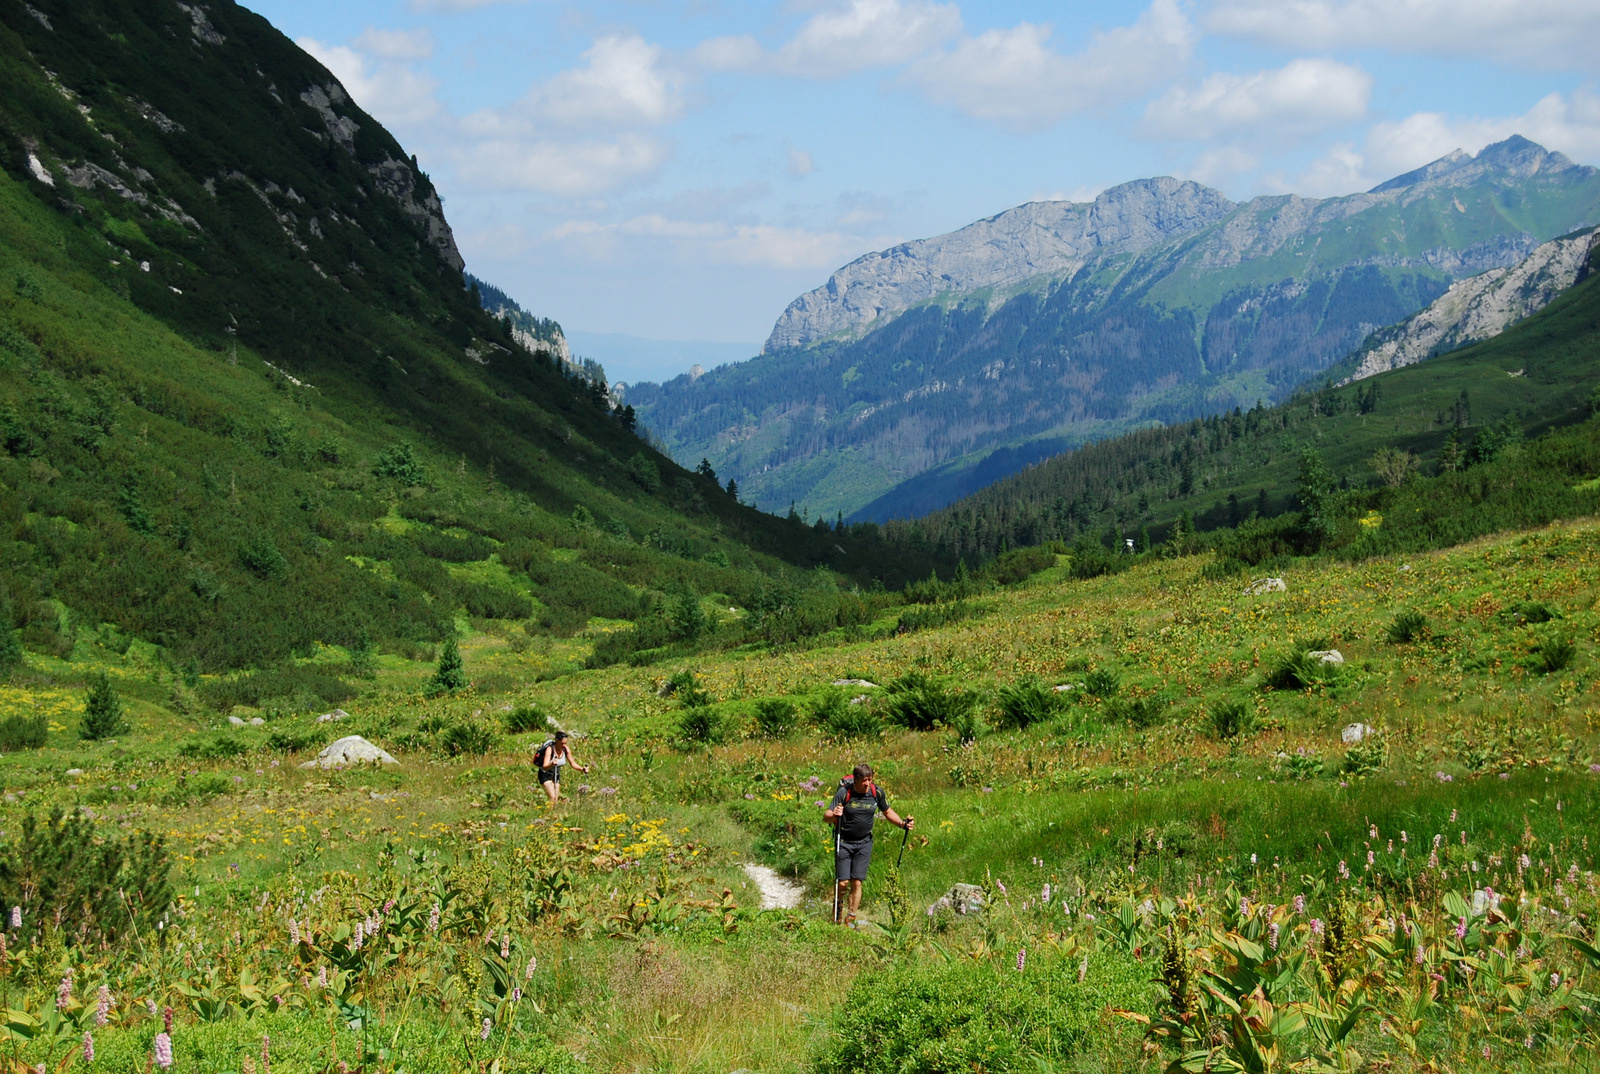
[
  {"left": 153, "top": 1032, "right": 173, "bottom": 1069},
  {"left": 82, "top": 1032, "right": 94, "bottom": 1064}
]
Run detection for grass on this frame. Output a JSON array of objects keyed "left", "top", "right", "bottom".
[{"left": 0, "top": 514, "right": 1598, "bottom": 1072}]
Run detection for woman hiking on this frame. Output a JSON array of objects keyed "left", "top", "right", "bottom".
[
  {"left": 822, "top": 763, "right": 914, "bottom": 926},
  {"left": 534, "top": 730, "right": 589, "bottom": 805}
]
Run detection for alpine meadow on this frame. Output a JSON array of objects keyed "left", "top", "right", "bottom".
[{"left": 2, "top": 3, "right": 1600, "bottom": 1074}]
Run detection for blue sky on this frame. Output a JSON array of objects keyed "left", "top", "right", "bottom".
[{"left": 244, "top": 0, "right": 1600, "bottom": 379}]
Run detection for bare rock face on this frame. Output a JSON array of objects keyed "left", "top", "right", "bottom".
[
  {"left": 300, "top": 735, "right": 398, "bottom": 769},
  {"left": 763, "top": 178, "right": 1236, "bottom": 351},
  {"left": 366, "top": 157, "right": 465, "bottom": 273},
  {"left": 1344, "top": 225, "right": 1599, "bottom": 383}
]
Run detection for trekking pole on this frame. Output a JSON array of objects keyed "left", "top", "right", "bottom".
[
  {"left": 896, "top": 822, "right": 909, "bottom": 869},
  {"left": 831, "top": 823, "right": 842, "bottom": 924}
]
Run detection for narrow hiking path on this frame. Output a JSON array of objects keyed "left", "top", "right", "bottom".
[{"left": 742, "top": 863, "right": 805, "bottom": 909}]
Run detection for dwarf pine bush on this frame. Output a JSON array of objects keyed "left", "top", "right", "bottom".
[
  {"left": 81, "top": 672, "right": 128, "bottom": 740},
  {"left": 753, "top": 697, "right": 798, "bottom": 738}
]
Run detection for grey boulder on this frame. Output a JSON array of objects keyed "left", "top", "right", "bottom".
[{"left": 299, "top": 735, "right": 398, "bottom": 769}]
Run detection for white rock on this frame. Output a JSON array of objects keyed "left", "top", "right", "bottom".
[
  {"left": 1309, "top": 650, "right": 1345, "bottom": 665},
  {"left": 227, "top": 715, "right": 246, "bottom": 727},
  {"left": 1246, "top": 577, "right": 1287, "bottom": 594},
  {"left": 315, "top": 709, "right": 349, "bottom": 723},
  {"left": 1053, "top": 683, "right": 1082, "bottom": 693},
  {"left": 1341, "top": 723, "right": 1376, "bottom": 744},
  {"left": 832, "top": 679, "right": 879, "bottom": 688},
  {"left": 248, "top": 717, "right": 266, "bottom": 726},
  {"left": 299, "top": 735, "right": 398, "bottom": 769},
  {"left": 65, "top": 768, "right": 84, "bottom": 777}
]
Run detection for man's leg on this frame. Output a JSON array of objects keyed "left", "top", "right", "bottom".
[
  {"left": 835, "top": 880, "right": 850, "bottom": 923},
  {"left": 847, "top": 879, "right": 864, "bottom": 921}
]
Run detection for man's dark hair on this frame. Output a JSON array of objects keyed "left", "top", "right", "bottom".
[{"left": 852, "top": 763, "right": 873, "bottom": 780}]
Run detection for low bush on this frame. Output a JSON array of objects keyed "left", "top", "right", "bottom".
[
  {"left": 1384, "top": 609, "right": 1428, "bottom": 643},
  {"left": 1082, "top": 667, "right": 1121, "bottom": 699},
  {"left": 1262, "top": 642, "right": 1342, "bottom": 691},
  {"left": 676, "top": 705, "right": 726, "bottom": 747},
  {"left": 753, "top": 698, "right": 798, "bottom": 738},
  {"left": 0, "top": 713, "right": 47, "bottom": 752},
  {"left": 894, "top": 601, "right": 981, "bottom": 635},
  {"left": 666, "top": 670, "right": 713, "bottom": 708},
  {"left": 198, "top": 666, "right": 355, "bottom": 712},
  {"left": 883, "top": 673, "right": 978, "bottom": 733},
  {"left": 1341, "top": 736, "right": 1388, "bottom": 776},
  {"left": 504, "top": 704, "right": 553, "bottom": 735},
  {"left": 440, "top": 720, "right": 496, "bottom": 757},
  {"left": 1532, "top": 631, "right": 1577, "bottom": 674},
  {"left": 994, "top": 676, "right": 1064, "bottom": 730},
  {"left": 1107, "top": 692, "right": 1169, "bottom": 729},
  {"left": 176, "top": 734, "right": 250, "bottom": 759},
  {"left": 813, "top": 689, "right": 882, "bottom": 740},
  {"left": 1207, "top": 699, "right": 1255, "bottom": 740},
  {"left": 264, "top": 727, "right": 320, "bottom": 754},
  {"left": 814, "top": 953, "right": 1149, "bottom": 1074}
]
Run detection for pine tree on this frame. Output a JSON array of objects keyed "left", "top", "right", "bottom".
[
  {"left": 429, "top": 636, "right": 467, "bottom": 694},
  {"left": 81, "top": 672, "right": 129, "bottom": 740}
]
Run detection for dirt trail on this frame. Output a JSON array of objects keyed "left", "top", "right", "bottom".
[{"left": 741, "top": 863, "right": 804, "bottom": 909}]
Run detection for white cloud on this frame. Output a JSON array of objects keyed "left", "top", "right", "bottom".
[
  {"left": 297, "top": 37, "right": 442, "bottom": 127},
  {"left": 354, "top": 27, "right": 435, "bottom": 62},
  {"left": 774, "top": 0, "right": 962, "bottom": 78},
  {"left": 1205, "top": 0, "right": 1600, "bottom": 71},
  {"left": 903, "top": 0, "right": 1196, "bottom": 130},
  {"left": 1180, "top": 146, "right": 1263, "bottom": 188},
  {"left": 1274, "top": 89, "right": 1600, "bottom": 195},
  {"left": 691, "top": 34, "right": 766, "bottom": 72},
  {"left": 453, "top": 134, "right": 673, "bottom": 196},
  {"left": 1142, "top": 58, "right": 1371, "bottom": 141},
  {"left": 526, "top": 35, "right": 686, "bottom": 129},
  {"left": 549, "top": 214, "right": 867, "bottom": 269},
  {"left": 788, "top": 149, "right": 816, "bottom": 176}
]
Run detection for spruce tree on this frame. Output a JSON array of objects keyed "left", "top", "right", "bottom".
[
  {"left": 81, "top": 672, "right": 129, "bottom": 740},
  {"left": 429, "top": 636, "right": 467, "bottom": 694}
]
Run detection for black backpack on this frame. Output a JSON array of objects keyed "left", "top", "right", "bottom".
[{"left": 536, "top": 740, "right": 558, "bottom": 767}]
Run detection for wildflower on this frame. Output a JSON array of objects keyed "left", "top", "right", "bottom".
[
  {"left": 1293, "top": 895, "right": 1305, "bottom": 915},
  {"left": 1415, "top": 946, "right": 1425, "bottom": 965},
  {"left": 1454, "top": 917, "right": 1468, "bottom": 940},
  {"left": 1499, "top": 772, "right": 1510, "bottom": 780},
  {"left": 57, "top": 972, "right": 73, "bottom": 1010},
  {"left": 153, "top": 1032, "right": 173, "bottom": 1069},
  {"left": 1310, "top": 918, "right": 1324, "bottom": 936},
  {"left": 1269, "top": 922, "right": 1280, "bottom": 950},
  {"left": 1428, "top": 850, "right": 1439, "bottom": 869},
  {"left": 501, "top": 934, "right": 511, "bottom": 959},
  {"left": 1367, "top": 850, "right": 1375, "bottom": 867},
  {"left": 317, "top": 966, "right": 328, "bottom": 989},
  {"left": 1434, "top": 772, "right": 1452, "bottom": 783},
  {"left": 1550, "top": 973, "right": 1561, "bottom": 990},
  {"left": 1250, "top": 853, "right": 1257, "bottom": 865},
  {"left": 525, "top": 955, "right": 537, "bottom": 979},
  {"left": 1041, "top": 883, "right": 1051, "bottom": 904},
  {"left": 163, "top": 1007, "right": 173, "bottom": 1033},
  {"left": 428, "top": 903, "right": 441, "bottom": 932},
  {"left": 1590, "top": 764, "right": 1600, "bottom": 774},
  {"left": 1433, "top": 834, "right": 1443, "bottom": 848},
  {"left": 1239, "top": 897, "right": 1251, "bottom": 918},
  {"left": 1016, "top": 947, "right": 1026, "bottom": 973},
  {"left": 1461, "top": 831, "right": 1467, "bottom": 845},
  {"left": 95, "top": 985, "right": 112, "bottom": 1026},
  {"left": 1401, "top": 830, "right": 1408, "bottom": 844},
  {"left": 145, "top": 999, "right": 157, "bottom": 1016},
  {"left": 1369, "top": 825, "right": 1378, "bottom": 839},
  {"left": 289, "top": 920, "right": 300, "bottom": 946},
  {"left": 262, "top": 1034, "right": 270, "bottom": 1074},
  {"left": 1519, "top": 853, "right": 1531, "bottom": 872},
  {"left": 996, "top": 880, "right": 1007, "bottom": 895},
  {"left": 383, "top": 899, "right": 395, "bottom": 914},
  {"left": 512, "top": 987, "right": 522, "bottom": 1003},
  {"left": 1450, "top": 809, "right": 1457, "bottom": 822},
  {"left": 1337, "top": 860, "right": 1350, "bottom": 880},
  {"left": 480, "top": 1018, "right": 492, "bottom": 1041},
  {"left": 8, "top": 907, "right": 18, "bottom": 929},
  {"left": 1482, "top": 1044, "right": 1491, "bottom": 1059}
]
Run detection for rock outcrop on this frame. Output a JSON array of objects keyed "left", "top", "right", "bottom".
[
  {"left": 300, "top": 735, "right": 399, "bottom": 769},
  {"left": 1343, "top": 225, "right": 1599, "bottom": 383}
]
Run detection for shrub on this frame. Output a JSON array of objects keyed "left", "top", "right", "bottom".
[
  {"left": 1532, "top": 632, "right": 1577, "bottom": 674},
  {"left": 1108, "top": 692, "right": 1169, "bottom": 729},
  {"left": 237, "top": 534, "right": 289, "bottom": 579},
  {"left": 894, "top": 601, "right": 979, "bottom": 635},
  {"left": 461, "top": 583, "right": 532, "bottom": 620},
  {"left": 994, "top": 676, "right": 1063, "bottom": 730},
  {"left": 1207, "top": 699, "right": 1255, "bottom": 740},
  {"left": 981, "top": 545, "right": 1056, "bottom": 586},
  {"left": 882, "top": 673, "right": 978, "bottom": 733},
  {"left": 81, "top": 672, "right": 129, "bottom": 740},
  {"left": 198, "top": 667, "right": 354, "bottom": 712},
  {"left": 264, "top": 728, "right": 320, "bottom": 753},
  {"left": 1385, "top": 609, "right": 1429, "bottom": 643},
  {"left": 753, "top": 698, "right": 798, "bottom": 738},
  {"left": 373, "top": 442, "right": 426, "bottom": 487},
  {"left": 0, "top": 808, "right": 173, "bottom": 949},
  {"left": 676, "top": 706, "right": 726, "bottom": 747},
  {"left": 1505, "top": 600, "right": 1558, "bottom": 625},
  {"left": 1341, "top": 736, "right": 1388, "bottom": 776},
  {"left": 1262, "top": 643, "right": 1341, "bottom": 691},
  {"left": 440, "top": 720, "right": 496, "bottom": 757},
  {"left": 814, "top": 953, "right": 1148, "bottom": 1074},
  {"left": 429, "top": 636, "right": 468, "bottom": 693},
  {"left": 176, "top": 734, "right": 250, "bottom": 759},
  {"left": 666, "top": 670, "right": 713, "bottom": 708},
  {"left": 0, "top": 714, "right": 47, "bottom": 752},
  {"left": 1082, "top": 667, "right": 1121, "bottom": 699},
  {"left": 505, "top": 704, "right": 553, "bottom": 735},
  {"left": 813, "top": 690, "right": 882, "bottom": 740}
]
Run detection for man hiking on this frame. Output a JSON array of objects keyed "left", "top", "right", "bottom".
[
  {"left": 822, "top": 763, "right": 914, "bottom": 926},
  {"left": 534, "top": 730, "right": 589, "bottom": 805}
]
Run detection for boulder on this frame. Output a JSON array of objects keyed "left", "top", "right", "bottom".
[
  {"left": 316, "top": 709, "right": 350, "bottom": 723},
  {"left": 248, "top": 717, "right": 266, "bottom": 726},
  {"left": 832, "top": 678, "right": 879, "bottom": 688},
  {"left": 1246, "top": 577, "right": 1287, "bottom": 594},
  {"left": 926, "top": 882, "right": 986, "bottom": 918},
  {"left": 299, "top": 735, "right": 398, "bottom": 769},
  {"left": 1341, "top": 723, "right": 1376, "bottom": 744},
  {"left": 1308, "top": 650, "right": 1344, "bottom": 665},
  {"left": 65, "top": 768, "right": 84, "bottom": 777},
  {"left": 227, "top": 715, "right": 247, "bottom": 727},
  {"left": 1053, "top": 683, "right": 1081, "bottom": 693}
]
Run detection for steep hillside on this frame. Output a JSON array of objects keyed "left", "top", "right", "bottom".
[
  {"left": 627, "top": 138, "right": 1600, "bottom": 520},
  {"left": 0, "top": 0, "right": 929, "bottom": 680}
]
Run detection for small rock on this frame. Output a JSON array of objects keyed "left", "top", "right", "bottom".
[
  {"left": 248, "top": 717, "right": 265, "bottom": 726},
  {"left": 927, "top": 883, "right": 986, "bottom": 917},
  {"left": 1399, "top": 564, "right": 1412, "bottom": 572},
  {"left": 299, "top": 735, "right": 398, "bottom": 769},
  {"left": 1053, "top": 683, "right": 1081, "bottom": 693},
  {"left": 1341, "top": 722, "right": 1375, "bottom": 744},
  {"left": 227, "top": 715, "right": 247, "bottom": 727},
  {"left": 1245, "top": 577, "right": 1287, "bottom": 594},
  {"left": 847, "top": 694, "right": 870, "bottom": 706},
  {"left": 1308, "top": 650, "right": 1344, "bottom": 665},
  {"left": 65, "top": 768, "right": 85, "bottom": 777},
  {"left": 832, "top": 679, "right": 879, "bottom": 688},
  {"left": 315, "top": 709, "right": 349, "bottom": 723}
]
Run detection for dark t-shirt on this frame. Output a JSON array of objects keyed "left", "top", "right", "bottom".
[{"left": 830, "top": 781, "right": 888, "bottom": 843}]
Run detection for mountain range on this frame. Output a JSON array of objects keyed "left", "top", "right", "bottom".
[{"left": 626, "top": 137, "right": 1600, "bottom": 521}]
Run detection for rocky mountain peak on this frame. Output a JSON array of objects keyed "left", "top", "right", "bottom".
[{"left": 1370, "top": 136, "right": 1582, "bottom": 194}]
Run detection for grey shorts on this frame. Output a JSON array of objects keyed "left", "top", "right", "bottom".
[{"left": 835, "top": 838, "right": 873, "bottom": 881}]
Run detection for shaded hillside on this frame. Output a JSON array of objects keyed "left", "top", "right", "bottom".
[
  {"left": 0, "top": 0, "right": 931, "bottom": 678},
  {"left": 628, "top": 138, "right": 1600, "bottom": 520}
]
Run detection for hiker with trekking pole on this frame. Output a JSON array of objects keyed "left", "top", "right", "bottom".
[
  {"left": 823, "top": 763, "right": 914, "bottom": 926},
  {"left": 534, "top": 729, "right": 589, "bottom": 805}
]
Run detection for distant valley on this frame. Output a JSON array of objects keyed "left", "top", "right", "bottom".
[{"left": 627, "top": 138, "right": 1600, "bottom": 521}]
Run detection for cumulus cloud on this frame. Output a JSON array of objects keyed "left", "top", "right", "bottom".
[
  {"left": 1205, "top": 0, "right": 1600, "bottom": 71},
  {"left": 353, "top": 27, "right": 435, "bottom": 61},
  {"left": 1271, "top": 89, "right": 1600, "bottom": 195},
  {"left": 788, "top": 149, "right": 816, "bottom": 177},
  {"left": 515, "top": 34, "right": 687, "bottom": 129},
  {"left": 549, "top": 214, "right": 868, "bottom": 269},
  {"left": 1142, "top": 58, "right": 1371, "bottom": 141},
  {"left": 774, "top": 0, "right": 962, "bottom": 78},
  {"left": 298, "top": 36, "right": 443, "bottom": 127},
  {"left": 453, "top": 134, "right": 673, "bottom": 196},
  {"left": 903, "top": 0, "right": 1195, "bottom": 129}
]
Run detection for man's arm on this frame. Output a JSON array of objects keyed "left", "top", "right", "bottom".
[
  {"left": 823, "top": 790, "right": 844, "bottom": 825},
  {"left": 881, "top": 807, "right": 915, "bottom": 831}
]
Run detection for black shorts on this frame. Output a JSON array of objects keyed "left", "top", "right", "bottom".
[
  {"left": 835, "top": 838, "right": 873, "bottom": 881},
  {"left": 538, "top": 766, "right": 559, "bottom": 784}
]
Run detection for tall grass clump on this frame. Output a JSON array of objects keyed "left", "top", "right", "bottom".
[
  {"left": 504, "top": 703, "right": 553, "bottom": 735},
  {"left": 753, "top": 698, "right": 798, "bottom": 738},
  {"left": 1262, "top": 641, "right": 1342, "bottom": 691},
  {"left": 813, "top": 689, "right": 882, "bottom": 740},
  {"left": 676, "top": 706, "right": 727, "bottom": 747},
  {"left": 882, "top": 673, "right": 979, "bottom": 733},
  {"left": 994, "top": 676, "right": 1065, "bottom": 730},
  {"left": 1207, "top": 699, "right": 1255, "bottom": 740},
  {"left": 1384, "top": 609, "right": 1428, "bottom": 643},
  {"left": 1532, "top": 631, "right": 1577, "bottom": 674},
  {"left": 1082, "top": 667, "right": 1121, "bottom": 699}
]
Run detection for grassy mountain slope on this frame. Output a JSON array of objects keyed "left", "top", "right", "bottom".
[
  {"left": 0, "top": 0, "right": 931, "bottom": 682},
  {"left": 900, "top": 240, "right": 1600, "bottom": 563}
]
